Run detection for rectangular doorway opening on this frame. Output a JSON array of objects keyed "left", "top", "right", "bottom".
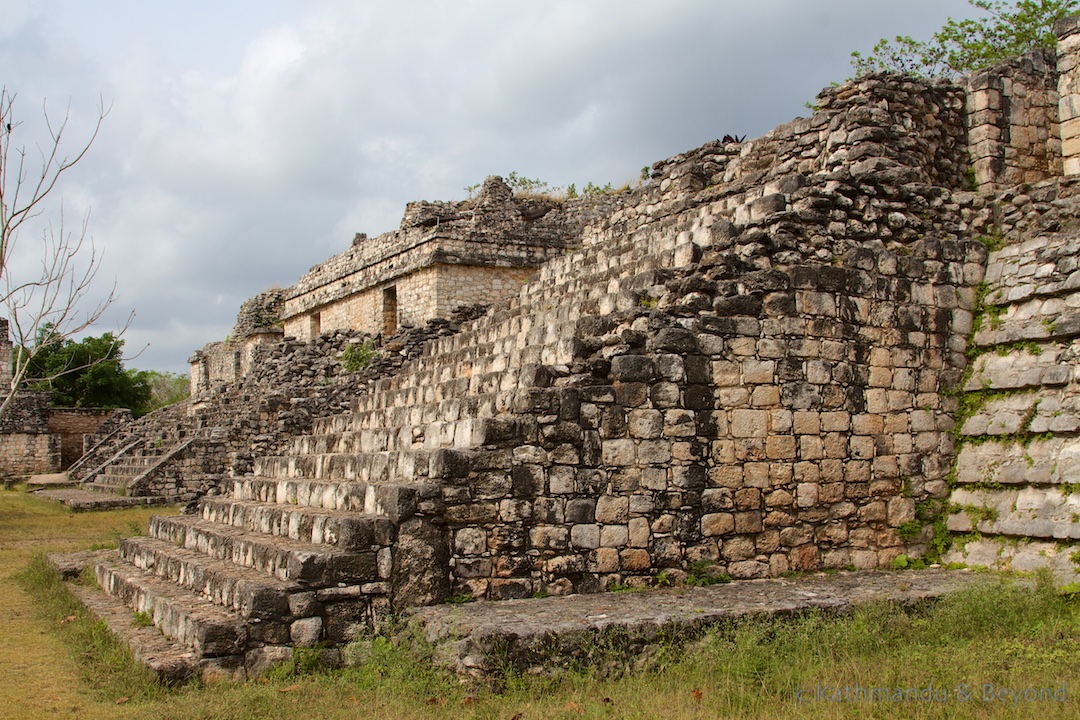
[{"left": 382, "top": 287, "right": 398, "bottom": 337}]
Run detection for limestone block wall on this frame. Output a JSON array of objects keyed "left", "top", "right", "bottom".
[
  {"left": 47, "top": 408, "right": 125, "bottom": 469},
  {"left": 0, "top": 433, "right": 60, "bottom": 477},
  {"left": 1058, "top": 16, "right": 1080, "bottom": 175},
  {"left": 282, "top": 264, "right": 538, "bottom": 341},
  {"left": 0, "top": 391, "right": 60, "bottom": 476},
  {"left": 967, "top": 49, "right": 1061, "bottom": 191},
  {"left": 424, "top": 71, "right": 990, "bottom": 597},
  {"left": 946, "top": 181, "right": 1080, "bottom": 581},
  {"left": 190, "top": 341, "right": 240, "bottom": 389},
  {"left": 436, "top": 232, "right": 985, "bottom": 598},
  {"left": 627, "top": 74, "right": 971, "bottom": 270}
]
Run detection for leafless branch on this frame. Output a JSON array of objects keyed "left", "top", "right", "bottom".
[{"left": 0, "top": 87, "right": 123, "bottom": 419}]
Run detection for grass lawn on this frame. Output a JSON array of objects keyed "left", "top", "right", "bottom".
[{"left": 3, "top": 482, "right": 1080, "bottom": 720}]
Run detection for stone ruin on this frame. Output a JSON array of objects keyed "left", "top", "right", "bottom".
[
  {"left": 54, "top": 17, "right": 1080, "bottom": 680},
  {"left": 0, "top": 318, "right": 130, "bottom": 482}
]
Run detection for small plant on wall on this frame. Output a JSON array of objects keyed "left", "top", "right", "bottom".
[{"left": 341, "top": 339, "right": 378, "bottom": 372}]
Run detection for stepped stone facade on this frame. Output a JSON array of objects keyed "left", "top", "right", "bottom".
[{"left": 60, "top": 18, "right": 1080, "bottom": 680}]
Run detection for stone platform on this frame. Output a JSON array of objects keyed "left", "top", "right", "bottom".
[
  {"left": 406, "top": 569, "right": 986, "bottom": 680},
  {"left": 34, "top": 488, "right": 172, "bottom": 512}
]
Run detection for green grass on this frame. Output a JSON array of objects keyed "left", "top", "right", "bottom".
[{"left": 4, "top": 484, "right": 1080, "bottom": 719}]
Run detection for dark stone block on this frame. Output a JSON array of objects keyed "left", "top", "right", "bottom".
[
  {"left": 328, "top": 552, "right": 378, "bottom": 585},
  {"left": 488, "top": 578, "right": 533, "bottom": 600},
  {"left": 490, "top": 525, "right": 528, "bottom": 552},
  {"left": 782, "top": 382, "right": 822, "bottom": 410},
  {"left": 684, "top": 384, "right": 714, "bottom": 411},
  {"left": 684, "top": 355, "right": 711, "bottom": 384},
  {"left": 615, "top": 382, "right": 649, "bottom": 407},
  {"left": 324, "top": 600, "right": 373, "bottom": 644},
  {"left": 430, "top": 449, "right": 473, "bottom": 479},
  {"left": 556, "top": 389, "right": 581, "bottom": 421},
  {"left": 713, "top": 295, "right": 763, "bottom": 317},
  {"left": 577, "top": 316, "right": 619, "bottom": 337},
  {"left": 566, "top": 498, "right": 596, "bottom": 524},
  {"left": 600, "top": 406, "right": 627, "bottom": 438},
  {"left": 777, "top": 358, "right": 804, "bottom": 382},
  {"left": 542, "top": 421, "right": 583, "bottom": 445},
  {"left": 610, "top": 355, "right": 657, "bottom": 382},
  {"left": 649, "top": 327, "right": 698, "bottom": 353},
  {"left": 512, "top": 465, "right": 545, "bottom": 497},
  {"left": 391, "top": 518, "right": 450, "bottom": 608}
]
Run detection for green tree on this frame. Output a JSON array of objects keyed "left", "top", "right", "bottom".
[
  {"left": 135, "top": 369, "right": 189, "bottom": 413},
  {"left": 851, "top": 0, "right": 1079, "bottom": 78},
  {"left": 25, "top": 329, "right": 151, "bottom": 414}
]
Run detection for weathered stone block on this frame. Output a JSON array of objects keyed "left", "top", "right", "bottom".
[
  {"left": 596, "top": 495, "right": 629, "bottom": 524},
  {"left": 600, "top": 525, "right": 629, "bottom": 547},
  {"left": 530, "top": 526, "right": 569, "bottom": 550},
  {"left": 628, "top": 409, "right": 664, "bottom": 439},
  {"left": 602, "top": 439, "right": 636, "bottom": 466},
  {"left": 571, "top": 524, "right": 600, "bottom": 549}
]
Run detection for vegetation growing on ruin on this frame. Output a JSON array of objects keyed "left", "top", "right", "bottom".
[
  {"left": 852, "top": 0, "right": 1079, "bottom": 78},
  {"left": 340, "top": 339, "right": 378, "bottom": 372}
]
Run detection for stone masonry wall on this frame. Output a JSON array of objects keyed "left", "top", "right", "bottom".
[
  {"left": 47, "top": 408, "right": 125, "bottom": 469},
  {"left": 945, "top": 176, "right": 1080, "bottom": 582},
  {"left": 0, "top": 433, "right": 59, "bottom": 477},
  {"left": 421, "top": 72, "right": 988, "bottom": 598},
  {"left": 967, "top": 49, "right": 1062, "bottom": 191},
  {"left": 0, "top": 391, "right": 60, "bottom": 476},
  {"left": 283, "top": 264, "right": 536, "bottom": 342},
  {"left": 280, "top": 178, "right": 622, "bottom": 342},
  {"left": 1057, "top": 17, "right": 1080, "bottom": 175}
]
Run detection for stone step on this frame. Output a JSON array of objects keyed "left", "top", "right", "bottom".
[
  {"left": 119, "top": 536, "right": 298, "bottom": 626},
  {"left": 350, "top": 265, "right": 660, "bottom": 400},
  {"left": 348, "top": 388, "right": 527, "bottom": 426},
  {"left": 199, "top": 497, "right": 396, "bottom": 550},
  {"left": 94, "top": 473, "right": 133, "bottom": 484},
  {"left": 253, "top": 449, "right": 431, "bottom": 482},
  {"left": 149, "top": 515, "right": 381, "bottom": 587},
  {"left": 298, "top": 416, "right": 521, "bottom": 454},
  {"left": 37, "top": 487, "right": 172, "bottom": 510},
  {"left": 82, "top": 481, "right": 130, "bottom": 495},
  {"left": 104, "top": 461, "right": 158, "bottom": 474},
  {"left": 350, "top": 342, "right": 571, "bottom": 412},
  {"left": 66, "top": 574, "right": 199, "bottom": 683},
  {"left": 228, "top": 477, "right": 433, "bottom": 522},
  {"left": 95, "top": 553, "right": 249, "bottom": 659}
]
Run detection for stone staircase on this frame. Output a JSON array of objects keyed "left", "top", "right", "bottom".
[
  {"left": 70, "top": 402, "right": 194, "bottom": 494},
  {"left": 75, "top": 187, "right": 710, "bottom": 679}
]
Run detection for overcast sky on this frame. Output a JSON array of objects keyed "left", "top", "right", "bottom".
[{"left": 1, "top": 0, "right": 976, "bottom": 374}]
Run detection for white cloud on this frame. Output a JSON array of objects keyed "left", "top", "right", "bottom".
[{"left": 1, "top": 0, "right": 979, "bottom": 372}]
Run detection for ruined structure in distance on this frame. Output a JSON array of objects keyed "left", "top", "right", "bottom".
[{"left": 56, "top": 17, "right": 1080, "bottom": 680}]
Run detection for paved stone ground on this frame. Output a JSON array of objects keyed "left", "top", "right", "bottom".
[
  {"left": 25, "top": 473, "right": 76, "bottom": 489},
  {"left": 406, "top": 569, "right": 988, "bottom": 680},
  {"left": 34, "top": 487, "right": 172, "bottom": 511}
]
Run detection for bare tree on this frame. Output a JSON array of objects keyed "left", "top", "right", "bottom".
[{"left": 0, "top": 87, "right": 128, "bottom": 418}]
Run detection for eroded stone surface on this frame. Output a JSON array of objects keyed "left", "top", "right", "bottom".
[{"left": 407, "top": 570, "right": 985, "bottom": 679}]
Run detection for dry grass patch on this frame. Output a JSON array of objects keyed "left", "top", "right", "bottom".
[{"left": 0, "top": 484, "right": 177, "bottom": 720}]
